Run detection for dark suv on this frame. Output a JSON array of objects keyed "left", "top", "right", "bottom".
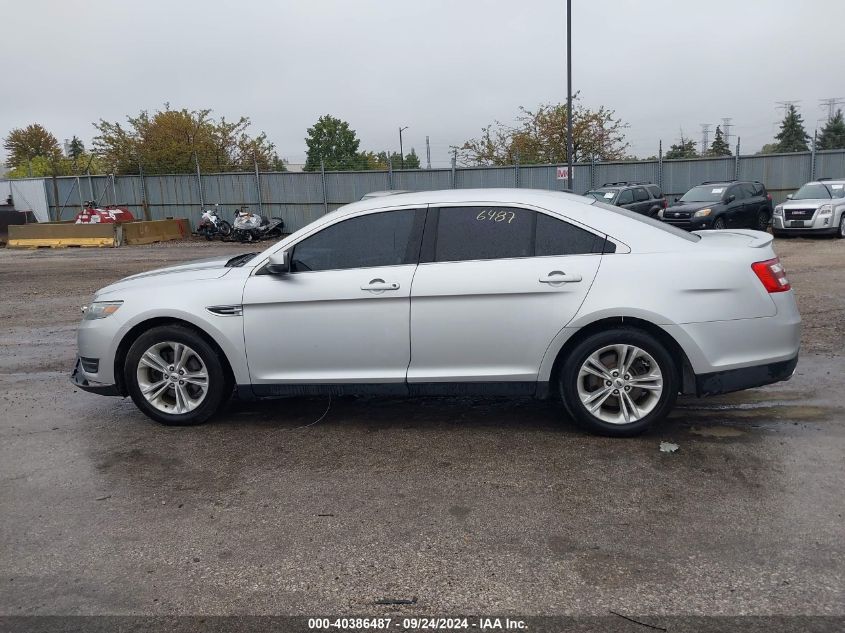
[
  {"left": 583, "top": 182, "right": 667, "bottom": 217},
  {"left": 660, "top": 180, "right": 773, "bottom": 231}
]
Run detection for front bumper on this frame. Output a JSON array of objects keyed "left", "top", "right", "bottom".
[
  {"left": 71, "top": 357, "right": 122, "bottom": 396},
  {"left": 772, "top": 213, "right": 836, "bottom": 233},
  {"left": 695, "top": 353, "right": 798, "bottom": 396},
  {"left": 661, "top": 217, "right": 712, "bottom": 231}
]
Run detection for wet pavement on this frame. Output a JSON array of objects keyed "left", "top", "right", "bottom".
[{"left": 0, "top": 240, "right": 843, "bottom": 617}]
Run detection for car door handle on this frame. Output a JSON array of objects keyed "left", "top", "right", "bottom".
[
  {"left": 539, "top": 271, "right": 582, "bottom": 284},
  {"left": 361, "top": 279, "right": 400, "bottom": 292}
]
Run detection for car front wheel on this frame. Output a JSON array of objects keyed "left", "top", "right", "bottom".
[
  {"left": 559, "top": 328, "right": 678, "bottom": 437},
  {"left": 712, "top": 217, "right": 726, "bottom": 230},
  {"left": 838, "top": 214, "right": 845, "bottom": 239},
  {"left": 125, "top": 325, "right": 230, "bottom": 426}
]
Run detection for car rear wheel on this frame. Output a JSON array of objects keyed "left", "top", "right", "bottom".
[
  {"left": 125, "top": 325, "right": 230, "bottom": 426},
  {"left": 756, "top": 210, "right": 770, "bottom": 231},
  {"left": 559, "top": 328, "right": 678, "bottom": 437},
  {"left": 712, "top": 217, "right": 726, "bottom": 230},
  {"left": 838, "top": 214, "right": 845, "bottom": 239}
]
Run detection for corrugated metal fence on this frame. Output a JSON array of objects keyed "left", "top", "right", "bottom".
[{"left": 28, "top": 149, "right": 845, "bottom": 232}]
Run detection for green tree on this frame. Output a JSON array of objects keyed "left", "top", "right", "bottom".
[
  {"left": 3, "top": 124, "right": 62, "bottom": 169},
  {"left": 757, "top": 143, "right": 780, "bottom": 155},
  {"left": 664, "top": 132, "right": 698, "bottom": 159},
  {"left": 304, "top": 114, "right": 362, "bottom": 171},
  {"left": 707, "top": 126, "right": 732, "bottom": 156},
  {"left": 816, "top": 109, "right": 845, "bottom": 150},
  {"left": 68, "top": 136, "right": 85, "bottom": 160},
  {"left": 453, "top": 95, "right": 628, "bottom": 166},
  {"left": 773, "top": 105, "right": 810, "bottom": 153},
  {"left": 93, "top": 105, "right": 285, "bottom": 175},
  {"left": 5, "top": 151, "right": 105, "bottom": 179}
]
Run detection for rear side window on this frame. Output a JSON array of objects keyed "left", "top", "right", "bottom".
[
  {"left": 753, "top": 183, "right": 764, "bottom": 196},
  {"left": 536, "top": 213, "right": 605, "bottom": 256},
  {"left": 430, "top": 207, "right": 606, "bottom": 263},
  {"left": 291, "top": 208, "right": 423, "bottom": 272},
  {"left": 647, "top": 185, "right": 663, "bottom": 199},
  {"left": 633, "top": 187, "right": 649, "bottom": 202},
  {"left": 434, "top": 207, "right": 534, "bottom": 262}
]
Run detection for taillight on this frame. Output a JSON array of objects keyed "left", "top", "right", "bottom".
[
  {"left": 752, "top": 257, "right": 790, "bottom": 292},
  {"left": 766, "top": 193, "right": 772, "bottom": 202},
  {"left": 663, "top": 198, "right": 668, "bottom": 209}
]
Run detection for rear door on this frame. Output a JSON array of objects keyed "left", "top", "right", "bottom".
[
  {"left": 407, "top": 205, "right": 605, "bottom": 388},
  {"left": 632, "top": 187, "right": 651, "bottom": 215}
]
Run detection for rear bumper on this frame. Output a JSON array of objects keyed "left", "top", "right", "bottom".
[
  {"left": 695, "top": 353, "right": 798, "bottom": 396},
  {"left": 71, "top": 357, "right": 122, "bottom": 396}
]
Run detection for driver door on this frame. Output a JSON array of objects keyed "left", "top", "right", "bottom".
[{"left": 242, "top": 207, "right": 426, "bottom": 394}]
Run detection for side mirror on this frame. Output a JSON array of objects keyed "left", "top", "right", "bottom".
[
  {"left": 673, "top": 196, "right": 679, "bottom": 203},
  {"left": 786, "top": 193, "right": 793, "bottom": 200},
  {"left": 725, "top": 194, "right": 736, "bottom": 203},
  {"left": 266, "top": 250, "right": 290, "bottom": 275}
]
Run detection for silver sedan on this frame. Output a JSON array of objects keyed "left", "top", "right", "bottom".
[{"left": 72, "top": 189, "right": 801, "bottom": 436}]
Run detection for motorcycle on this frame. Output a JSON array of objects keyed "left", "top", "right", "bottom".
[
  {"left": 231, "top": 207, "right": 284, "bottom": 242},
  {"left": 197, "top": 204, "right": 232, "bottom": 240}
]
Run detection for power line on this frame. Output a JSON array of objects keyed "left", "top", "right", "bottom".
[{"left": 776, "top": 100, "right": 800, "bottom": 114}]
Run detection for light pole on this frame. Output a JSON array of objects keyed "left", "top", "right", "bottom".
[
  {"left": 566, "top": 0, "right": 573, "bottom": 191},
  {"left": 399, "top": 126, "right": 409, "bottom": 169}
]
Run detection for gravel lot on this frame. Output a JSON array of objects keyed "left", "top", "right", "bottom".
[{"left": 0, "top": 237, "right": 843, "bottom": 621}]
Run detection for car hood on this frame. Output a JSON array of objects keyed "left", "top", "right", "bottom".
[
  {"left": 668, "top": 201, "right": 719, "bottom": 212},
  {"left": 95, "top": 256, "right": 233, "bottom": 297},
  {"left": 781, "top": 198, "right": 828, "bottom": 209}
]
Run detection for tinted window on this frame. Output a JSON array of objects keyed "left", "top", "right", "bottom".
[
  {"left": 753, "top": 183, "right": 764, "bottom": 196},
  {"left": 647, "top": 185, "right": 663, "bottom": 199},
  {"left": 292, "top": 209, "right": 422, "bottom": 272},
  {"left": 634, "top": 187, "right": 649, "bottom": 202},
  {"left": 617, "top": 189, "right": 634, "bottom": 205},
  {"left": 536, "top": 213, "right": 604, "bottom": 256},
  {"left": 434, "top": 207, "right": 533, "bottom": 262},
  {"left": 729, "top": 185, "right": 746, "bottom": 200},
  {"left": 741, "top": 183, "right": 757, "bottom": 198}
]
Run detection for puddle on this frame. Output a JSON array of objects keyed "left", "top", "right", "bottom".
[
  {"left": 688, "top": 425, "right": 746, "bottom": 438},
  {"left": 673, "top": 404, "right": 829, "bottom": 421}
]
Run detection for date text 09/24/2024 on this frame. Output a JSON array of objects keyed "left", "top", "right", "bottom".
[{"left": 307, "top": 617, "right": 527, "bottom": 630}]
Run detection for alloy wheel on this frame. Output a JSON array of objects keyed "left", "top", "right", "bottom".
[
  {"left": 136, "top": 341, "right": 209, "bottom": 414},
  {"left": 576, "top": 344, "right": 663, "bottom": 425}
]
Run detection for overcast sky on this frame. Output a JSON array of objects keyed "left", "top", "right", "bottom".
[{"left": 2, "top": 0, "right": 843, "bottom": 167}]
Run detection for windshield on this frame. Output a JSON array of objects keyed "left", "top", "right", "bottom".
[
  {"left": 680, "top": 185, "right": 727, "bottom": 203},
  {"left": 792, "top": 182, "right": 845, "bottom": 200},
  {"left": 584, "top": 189, "right": 618, "bottom": 202},
  {"left": 590, "top": 200, "right": 700, "bottom": 242}
]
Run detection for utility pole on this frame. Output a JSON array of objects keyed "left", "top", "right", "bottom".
[
  {"left": 425, "top": 135, "right": 431, "bottom": 169},
  {"left": 566, "top": 0, "right": 573, "bottom": 191},
  {"left": 700, "top": 123, "right": 712, "bottom": 155},
  {"left": 398, "top": 126, "right": 408, "bottom": 169}
]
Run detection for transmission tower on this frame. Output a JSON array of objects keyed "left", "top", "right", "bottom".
[
  {"left": 700, "top": 123, "right": 712, "bottom": 154},
  {"left": 776, "top": 100, "right": 800, "bottom": 114},
  {"left": 819, "top": 97, "right": 845, "bottom": 121},
  {"left": 721, "top": 118, "right": 733, "bottom": 145}
]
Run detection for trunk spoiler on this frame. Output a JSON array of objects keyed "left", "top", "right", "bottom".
[{"left": 692, "top": 229, "right": 774, "bottom": 248}]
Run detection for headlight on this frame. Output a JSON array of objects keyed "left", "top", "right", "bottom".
[
  {"left": 694, "top": 208, "right": 712, "bottom": 217},
  {"left": 819, "top": 204, "right": 833, "bottom": 216},
  {"left": 657, "top": 209, "right": 664, "bottom": 219},
  {"left": 774, "top": 205, "right": 783, "bottom": 216},
  {"left": 82, "top": 300, "right": 123, "bottom": 320}
]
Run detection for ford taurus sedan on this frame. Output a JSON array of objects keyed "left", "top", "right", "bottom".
[{"left": 72, "top": 189, "right": 801, "bottom": 436}]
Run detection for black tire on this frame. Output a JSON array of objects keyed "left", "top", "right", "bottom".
[
  {"left": 712, "top": 217, "right": 726, "bottom": 230},
  {"left": 837, "top": 214, "right": 845, "bottom": 239},
  {"left": 558, "top": 328, "right": 679, "bottom": 437},
  {"left": 219, "top": 220, "right": 232, "bottom": 237},
  {"left": 204, "top": 231, "right": 214, "bottom": 241},
  {"left": 756, "top": 210, "right": 770, "bottom": 231},
  {"left": 124, "top": 325, "right": 231, "bottom": 426}
]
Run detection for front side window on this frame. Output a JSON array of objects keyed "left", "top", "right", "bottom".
[
  {"left": 617, "top": 189, "right": 634, "bottom": 205},
  {"left": 729, "top": 185, "right": 746, "bottom": 201},
  {"left": 634, "top": 187, "right": 650, "bottom": 202},
  {"left": 647, "top": 185, "right": 663, "bottom": 199},
  {"left": 291, "top": 208, "right": 423, "bottom": 272}
]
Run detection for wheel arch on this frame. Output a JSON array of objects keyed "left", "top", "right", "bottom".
[
  {"left": 113, "top": 317, "right": 236, "bottom": 397},
  {"left": 542, "top": 316, "right": 696, "bottom": 399}
]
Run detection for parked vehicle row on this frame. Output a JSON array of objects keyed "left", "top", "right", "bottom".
[
  {"left": 584, "top": 182, "right": 667, "bottom": 217},
  {"left": 72, "top": 188, "right": 800, "bottom": 437}
]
